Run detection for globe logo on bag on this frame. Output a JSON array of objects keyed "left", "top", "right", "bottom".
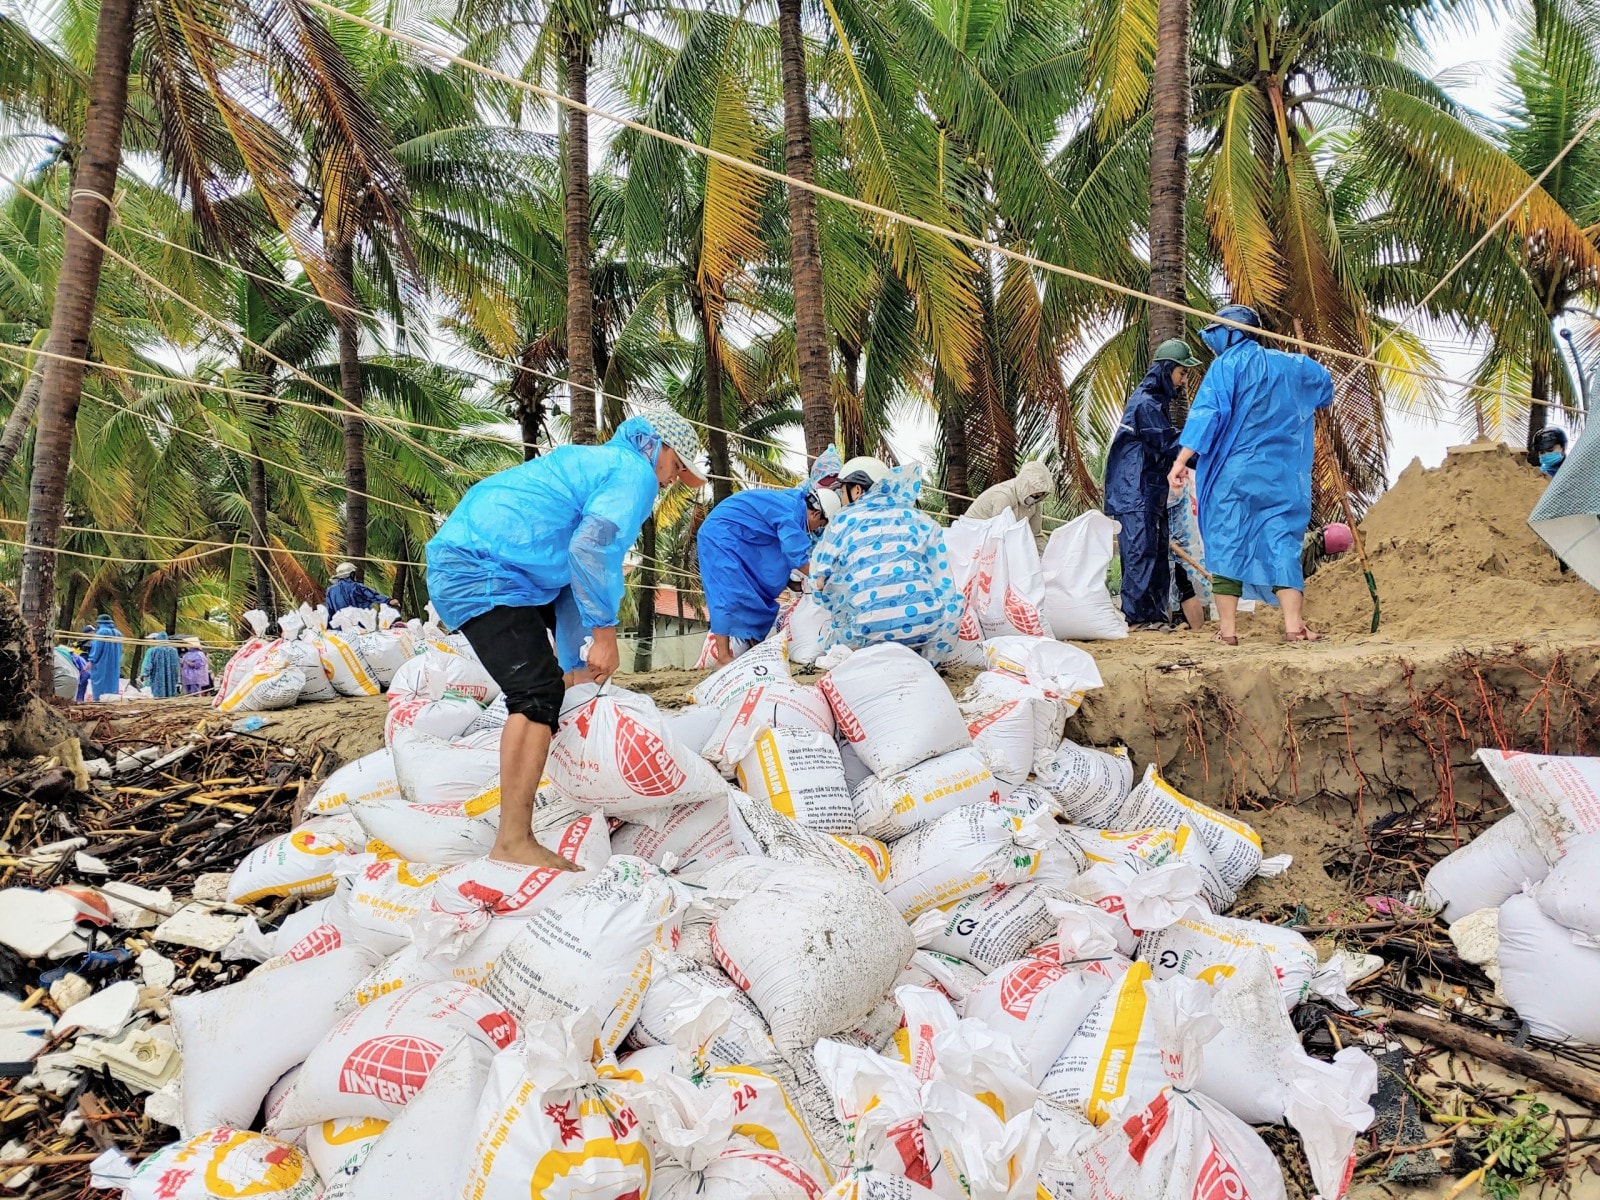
[
  {"left": 996, "top": 958, "right": 1066, "bottom": 1018},
  {"left": 1003, "top": 586, "right": 1047, "bottom": 637},
  {"left": 339, "top": 1036, "right": 444, "bottom": 1104},
  {"left": 614, "top": 713, "right": 688, "bottom": 797}
]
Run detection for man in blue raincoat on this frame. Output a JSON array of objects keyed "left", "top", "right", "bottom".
[
  {"left": 1103, "top": 339, "right": 1202, "bottom": 629},
  {"left": 142, "top": 632, "right": 181, "bottom": 699},
  {"left": 697, "top": 483, "right": 841, "bottom": 666},
  {"left": 1167, "top": 305, "right": 1334, "bottom": 645},
  {"left": 427, "top": 408, "right": 706, "bottom": 868},
  {"left": 86, "top": 614, "right": 123, "bottom": 700}
]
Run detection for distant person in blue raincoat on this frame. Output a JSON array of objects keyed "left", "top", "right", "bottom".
[
  {"left": 325, "top": 562, "right": 394, "bottom": 617},
  {"left": 72, "top": 627, "right": 94, "bottom": 701},
  {"left": 1103, "top": 339, "right": 1202, "bottom": 629},
  {"left": 1167, "top": 305, "right": 1334, "bottom": 645},
  {"left": 86, "top": 614, "right": 123, "bottom": 701},
  {"left": 141, "top": 632, "right": 181, "bottom": 698},
  {"left": 809, "top": 465, "right": 964, "bottom": 662},
  {"left": 426, "top": 408, "right": 706, "bottom": 868},
  {"left": 698, "top": 484, "right": 842, "bottom": 666}
]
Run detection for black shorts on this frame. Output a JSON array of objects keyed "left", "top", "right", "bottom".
[
  {"left": 459, "top": 604, "right": 564, "bottom": 731},
  {"left": 1173, "top": 560, "right": 1196, "bottom": 604}
]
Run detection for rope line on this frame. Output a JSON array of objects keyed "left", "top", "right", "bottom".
[{"left": 294, "top": 0, "right": 1583, "bottom": 399}]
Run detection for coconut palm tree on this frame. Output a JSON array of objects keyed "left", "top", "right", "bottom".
[{"left": 3, "top": 0, "right": 405, "bottom": 686}]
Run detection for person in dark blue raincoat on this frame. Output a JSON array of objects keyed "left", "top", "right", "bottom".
[
  {"left": 1103, "top": 339, "right": 1202, "bottom": 628},
  {"left": 1167, "top": 305, "right": 1334, "bottom": 645},
  {"left": 697, "top": 484, "right": 841, "bottom": 666},
  {"left": 142, "top": 632, "right": 181, "bottom": 699},
  {"left": 427, "top": 407, "right": 706, "bottom": 870},
  {"left": 73, "top": 627, "right": 94, "bottom": 702},
  {"left": 86, "top": 614, "right": 123, "bottom": 700}
]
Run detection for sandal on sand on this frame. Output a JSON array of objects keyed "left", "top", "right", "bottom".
[
  {"left": 1214, "top": 633, "right": 1239, "bottom": 646},
  {"left": 1283, "top": 626, "right": 1324, "bottom": 643}
]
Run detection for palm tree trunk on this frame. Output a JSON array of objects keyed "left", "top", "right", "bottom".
[
  {"left": 332, "top": 239, "right": 367, "bottom": 576},
  {"left": 1527, "top": 358, "right": 1550, "bottom": 464},
  {"left": 18, "top": 0, "right": 137, "bottom": 688},
  {"left": 0, "top": 355, "right": 45, "bottom": 480},
  {"left": 777, "top": 0, "right": 832, "bottom": 461},
  {"left": 938, "top": 374, "right": 971, "bottom": 515},
  {"left": 1147, "top": 0, "right": 1190, "bottom": 359},
  {"left": 392, "top": 557, "right": 410, "bottom": 613},
  {"left": 518, "top": 397, "right": 544, "bottom": 461},
  {"left": 840, "top": 340, "right": 864, "bottom": 458},
  {"left": 246, "top": 446, "right": 276, "bottom": 615},
  {"left": 634, "top": 515, "right": 658, "bottom": 672},
  {"left": 167, "top": 590, "right": 179, "bottom": 636},
  {"left": 694, "top": 294, "right": 734, "bottom": 505},
  {"left": 563, "top": 31, "right": 598, "bottom": 445}
]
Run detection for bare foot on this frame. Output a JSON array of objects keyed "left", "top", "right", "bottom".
[{"left": 489, "top": 836, "right": 582, "bottom": 872}]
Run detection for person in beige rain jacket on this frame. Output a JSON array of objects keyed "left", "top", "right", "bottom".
[{"left": 963, "top": 461, "right": 1056, "bottom": 549}]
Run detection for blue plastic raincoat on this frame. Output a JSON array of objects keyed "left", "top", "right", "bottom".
[
  {"left": 1104, "top": 361, "right": 1184, "bottom": 624},
  {"left": 426, "top": 417, "right": 662, "bottom": 668},
  {"left": 697, "top": 488, "right": 815, "bottom": 641},
  {"left": 1179, "top": 330, "right": 1333, "bottom": 602},
  {"left": 325, "top": 577, "right": 389, "bottom": 616},
  {"left": 809, "top": 466, "right": 964, "bottom": 662},
  {"left": 142, "top": 633, "right": 181, "bottom": 699},
  {"left": 86, "top": 615, "right": 123, "bottom": 700}
]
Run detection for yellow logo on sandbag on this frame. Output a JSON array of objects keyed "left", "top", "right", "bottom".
[
  {"left": 290, "top": 829, "right": 342, "bottom": 856},
  {"left": 321, "top": 1116, "right": 388, "bottom": 1144},
  {"left": 529, "top": 1137, "right": 650, "bottom": 1198},
  {"left": 202, "top": 1131, "right": 308, "bottom": 1197},
  {"left": 464, "top": 785, "right": 501, "bottom": 817}
]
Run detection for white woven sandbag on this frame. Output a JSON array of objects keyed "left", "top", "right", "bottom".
[
  {"left": 216, "top": 649, "right": 305, "bottom": 714},
  {"left": 547, "top": 691, "right": 726, "bottom": 814},
  {"left": 1138, "top": 911, "right": 1331, "bottom": 1010},
  {"left": 700, "top": 681, "right": 836, "bottom": 770},
  {"left": 711, "top": 865, "right": 915, "bottom": 1053},
  {"left": 690, "top": 636, "right": 794, "bottom": 708},
  {"left": 964, "top": 954, "right": 1113, "bottom": 1084},
  {"left": 946, "top": 509, "right": 1056, "bottom": 639},
  {"left": 173, "top": 946, "right": 379, "bottom": 1133},
  {"left": 351, "top": 628, "right": 412, "bottom": 688},
  {"left": 785, "top": 593, "right": 830, "bottom": 665},
  {"left": 1068, "top": 978, "right": 1288, "bottom": 1200},
  {"left": 213, "top": 613, "right": 273, "bottom": 705},
  {"left": 227, "top": 814, "right": 363, "bottom": 905},
  {"left": 1475, "top": 748, "right": 1600, "bottom": 863},
  {"left": 1040, "top": 511, "right": 1128, "bottom": 641},
  {"left": 346, "top": 816, "right": 611, "bottom": 1002},
  {"left": 612, "top": 800, "right": 737, "bottom": 873},
  {"left": 852, "top": 748, "right": 1001, "bottom": 841},
  {"left": 275, "top": 980, "right": 517, "bottom": 1127},
  {"left": 728, "top": 787, "right": 890, "bottom": 885},
  {"left": 1041, "top": 962, "right": 1165, "bottom": 1125},
  {"left": 1498, "top": 891, "right": 1600, "bottom": 1042},
  {"left": 1424, "top": 812, "right": 1550, "bottom": 922},
  {"left": 119, "top": 1131, "right": 321, "bottom": 1200},
  {"left": 665, "top": 704, "right": 723, "bottom": 756},
  {"left": 962, "top": 670, "right": 1067, "bottom": 775},
  {"left": 819, "top": 643, "right": 970, "bottom": 777},
  {"left": 481, "top": 856, "right": 683, "bottom": 1053},
  {"left": 1117, "top": 764, "right": 1263, "bottom": 890},
  {"left": 458, "top": 1014, "right": 648, "bottom": 1200},
  {"left": 1035, "top": 740, "right": 1134, "bottom": 827},
  {"left": 628, "top": 947, "right": 782, "bottom": 1068},
  {"left": 981, "top": 635, "right": 1104, "bottom": 717},
  {"left": 383, "top": 649, "right": 496, "bottom": 744},
  {"left": 1069, "top": 824, "right": 1235, "bottom": 913},
  {"left": 317, "top": 630, "right": 381, "bottom": 697},
  {"left": 275, "top": 637, "right": 337, "bottom": 703},
  {"left": 307, "top": 748, "right": 399, "bottom": 816},
  {"left": 340, "top": 1038, "right": 486, "bottom": 1200},
  {"left": 344, "top": 784, "right": 497, "bottom": 866},
  {"left": 391, "top": 726, "right": 499, "bottom": 809},
  {"left": 881, "top": 799, "right": 1052, "bottom": 921},
  {"left": 911, "top": 881, "right": 1058, "bottom": 973},
  {"left": 305, "top": 1116, "right": 387, "bottom": 1194},
  {"left": 1535, "top": 831, "right": 1600, "bottom": 939},
  {"left": 960, "top": 691, "right": 1035, "bottom": 793},
  {"left": 735, "top": 726, "right": 856, "bottom": 833}
]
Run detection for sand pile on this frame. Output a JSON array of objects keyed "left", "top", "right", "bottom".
[{"left": 1304, "top": 442, "right": 1600, "bottom": 641}]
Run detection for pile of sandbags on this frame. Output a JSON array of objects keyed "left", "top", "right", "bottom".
[
  {"left": 111, "top": 630, "right": 1377, "bottom": 1200},
  {"left": 1428, "top": 749, "right": 1600, "bottom": 1043},
  {"left": 214, "top": 606, "right": 419, "bottom": 714}
]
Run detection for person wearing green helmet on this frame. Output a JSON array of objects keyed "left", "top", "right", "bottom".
[{"left": 1103, "top": 338, "right": 1204, "bottom": 630}]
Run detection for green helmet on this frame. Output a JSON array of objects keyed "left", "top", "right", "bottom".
[{"left": 1153, "top": 339, "right": 1202, "bottom": 368}]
